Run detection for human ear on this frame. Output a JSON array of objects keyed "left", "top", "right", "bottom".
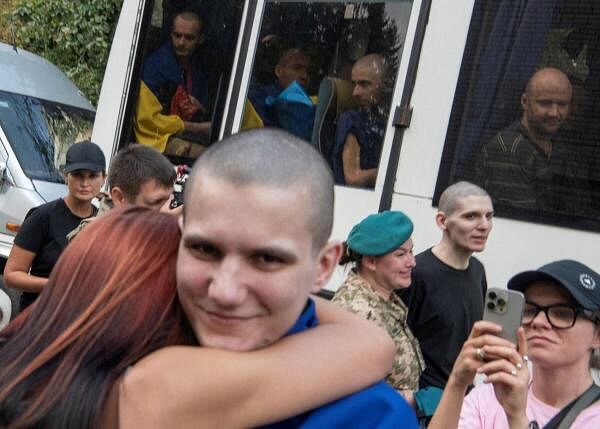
[
  {"left": 521, "top": 93, "right": 528, "bottom": 110},
  {"left": 591, "top": 325, "right": 600, "bottom": 350},
  {"left": 362, "top": 255, "right": 378, "bottom": 272},
  {"left": 435, "top": 211, "right": 447, "bottom": 231},
  {"left": 311, "top": 241, "right": 342, "bottom": 293},
  {"left": 110, "top": 187, "right": 127, "bottom": 207}
]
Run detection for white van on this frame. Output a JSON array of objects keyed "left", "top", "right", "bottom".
[
  {"left": 94, "top": 0, "right": 600, "bottom": 289},
  {"left": 0, "top": 42, "right": 95, "bottom": 261}
]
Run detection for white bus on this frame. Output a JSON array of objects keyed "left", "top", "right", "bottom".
[{"left": 93, "top": 0, "right": 600, "bottom": 290}]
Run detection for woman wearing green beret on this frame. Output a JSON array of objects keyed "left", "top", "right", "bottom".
[{"left": 332, "top": 210, "right": 425, "bottom": 405}]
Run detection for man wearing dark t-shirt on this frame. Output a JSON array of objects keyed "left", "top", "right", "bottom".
[{"left": 400, "top": 181, "right": 494, "bottom": 390}]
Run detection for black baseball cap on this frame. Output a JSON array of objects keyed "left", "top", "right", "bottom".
[
  {"left": 508, "top": 260, "right": 600, "bottom": 311},
  {"left": 64, "top": 141, "right": 106, "bottom": 173}
]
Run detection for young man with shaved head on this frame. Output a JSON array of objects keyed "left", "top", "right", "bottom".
[
  {"left": 177, "top": 128, "right": 418, "bottom": 428},
  {"left": 333, "top": 53, "right": 388, "bottom": 188},
  {"left": 400, "top": 182, "right": 494, "bottom": 397},
  {"left": 476, "top": 67, "right": 579, "bottom": 214}
]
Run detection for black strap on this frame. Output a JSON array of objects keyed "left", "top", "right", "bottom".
[{"left": 543, "top": 384, "right": 600, "bottom": 429}]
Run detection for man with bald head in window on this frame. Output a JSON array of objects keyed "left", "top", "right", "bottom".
[
  {"left": 333, "top": 54, "right": 389, "bottom": 188},
  {"left": 476, "top": 67, "right": 583, "bottom": 215}
]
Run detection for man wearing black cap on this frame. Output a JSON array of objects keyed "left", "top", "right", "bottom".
[{"left": 4, "top": 141, "right": 106, "bottom": 310}]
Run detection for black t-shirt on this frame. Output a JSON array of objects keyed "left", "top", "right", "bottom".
[
  {"left": 398, "top": 248, "right": 487, "bottom": 389},
  {"left": 14, "top": 198, "right": 95, "bottom": 309}
]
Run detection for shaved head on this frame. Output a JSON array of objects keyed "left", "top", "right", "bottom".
[
  {"left": 438, "top": 181, "right": 490, "bottom": 216},
  {"left": 353, "top": 54, "right": 385, "bottom": 77},
  {"left": 521, "top": 67, "right": 572, "bottom": 139},
  {"left": 524, "top": 68, "right": 572, "bottom": 98},
  {"left": 185, "top": 129, "right": 334, "bottom": 250}
]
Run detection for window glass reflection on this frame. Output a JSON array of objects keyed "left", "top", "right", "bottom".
[
  {"left": 242, "top": 1, "right": 413, "bottom": 189},
  {"left": 437, "top": 0, "right": 600, "bottom": 230}
]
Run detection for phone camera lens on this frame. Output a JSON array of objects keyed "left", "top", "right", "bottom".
[
  {"left": 497, "top": 298, "right": 506, "bottom": 306},
  {"left": 487, "top": 302, "right": 495, "bottom": 310},
  {"left": 488, "top": 291, "right": 497, "bottom": 300}
]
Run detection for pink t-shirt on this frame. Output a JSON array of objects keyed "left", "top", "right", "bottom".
[{"left": 458, "top": 383, "right": 600, "bottom": 428}]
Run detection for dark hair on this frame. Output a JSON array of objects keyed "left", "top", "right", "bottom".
[
  {"left": 186, "top": 128, "right": 334, "bottom": 251},
  {"left": 0, "top": 207, "right": 195, "bottom": 428},
  {"left": 339, "top": 242, "right": 363, "bottom": 271},
  {"left": 172, "top": 9, "right": 204, "bottom": 33},
  {"left": 108, "top": 144, "right": 176, "bottom": 203}
]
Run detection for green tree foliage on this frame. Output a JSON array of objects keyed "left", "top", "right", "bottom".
[{"left": 11, "top": 0, "right": 122, "bottom": 105}]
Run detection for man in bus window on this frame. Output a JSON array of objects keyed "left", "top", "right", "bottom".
[
  {"left": 177, "top": 128, "right": 418, "bottom": 428},
  {"left": 244, "top": 47, "right": 315, "bottom": 140},
  {"left": 332, "top": 54, "right": 388, "bottom": 189},
  {"left": 134, "top": 9, "right": 210, "bottom": 158},
  {"left": 399, "top": 182, "right": 493, "bottom": 402},
  {"left": 475, "top": 67, "right": 584, "bottom": 216}
]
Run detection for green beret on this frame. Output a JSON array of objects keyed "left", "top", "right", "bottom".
[{"left": 347, "top": 211, "right": 414, "bottom": 256}]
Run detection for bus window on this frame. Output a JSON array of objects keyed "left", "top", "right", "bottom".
[
  {"left": 131, "top": 0, "right": 243, "bottom": 163},
  {"left": 241, "top": 1, "right": 413, "bottom": 190},
  {"left": 436, "top": 0, "right": 600, "bottom": 232}
]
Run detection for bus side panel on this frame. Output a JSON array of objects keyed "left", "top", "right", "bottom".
[{"left": 92, "top": 0, "right": 146, "bottom": 162}]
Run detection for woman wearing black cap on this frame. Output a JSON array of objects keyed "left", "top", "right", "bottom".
[
  {"left": 332, "top": 210, "right": 425, "bottom": 405},
  {"left": 429, "top": 260, "right": 600, "bottom": 429},
  {"left": 4, "top": 141, "right": 106, "bottom": 310}
]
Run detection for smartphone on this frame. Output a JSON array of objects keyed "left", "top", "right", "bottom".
[{"left": 482, "top": 287, "right": 525, "bottom": 344}]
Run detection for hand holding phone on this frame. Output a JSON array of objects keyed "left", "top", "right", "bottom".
[{"left": 482, "top": 287, "right": 525, "bottom": 344}]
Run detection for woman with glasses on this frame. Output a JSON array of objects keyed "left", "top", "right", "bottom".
[{"left": 429, "top": 260, "right": 600, "bottom": 429}]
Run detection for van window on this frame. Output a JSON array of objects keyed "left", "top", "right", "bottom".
[
  {"left": 0, "top": 90, "right": 94, "bottom": 183},
  {"left": 241, "top": 0, "right": 413, "bottom": 190},
  {"left": 435, "top": 0, "right": 600, "bottom": 232},
  {"left": 130, "top": 0, "right": 244, "bottom": 161}
]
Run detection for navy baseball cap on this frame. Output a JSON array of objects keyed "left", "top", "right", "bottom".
[
  {"left": 508, "top": 260, "right": 600, "bottom": 311},
  {"left": 64, "top": 140, "right": 106, "bottom": 173}
]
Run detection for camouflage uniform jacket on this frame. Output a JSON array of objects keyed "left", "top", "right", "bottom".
[
  {"left": 66, "top": 193, "right": 113, "bottom": 242},
  {"left": 332, "top": 271, "right": 425, "bottom": 392}
]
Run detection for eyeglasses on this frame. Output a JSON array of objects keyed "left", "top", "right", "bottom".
[{"left": 522, "top": 301, "right": 598, "bottom": 329}]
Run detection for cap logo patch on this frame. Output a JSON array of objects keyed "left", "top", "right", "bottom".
[{"left": 580, "top": 273, "right": 596, "bottom": 290}]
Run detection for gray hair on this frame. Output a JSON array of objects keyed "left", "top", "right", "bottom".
[
  {"left": 438, "top": 181, "right": 491, "bottom": 215},
  {"left": 185, "top": 128, "right": 334, "bottom": 250}
]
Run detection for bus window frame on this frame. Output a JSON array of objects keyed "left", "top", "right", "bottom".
[
  {"left": 115, "top": 0, "right": 156, "bottom": 154},
  {"left": 115, "top": 0, "right": 250, "bottom": 153},
  {"left": 222, "top": 0, "right": 429, "bottom": 211},
  {"left": 432, "top": 0, "right": 600, "bottom": 234}
]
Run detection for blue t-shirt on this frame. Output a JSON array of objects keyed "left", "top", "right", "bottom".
[
  {"left": 333, "top": 109, "right": 385, "bottom": 185},
  {"left": 260, "top": 299, "right": 419, "bottom": 429}
]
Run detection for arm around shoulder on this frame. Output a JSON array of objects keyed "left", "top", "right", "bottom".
[{"left": 120, "top": 299, "right": 395, "bottom": 428}]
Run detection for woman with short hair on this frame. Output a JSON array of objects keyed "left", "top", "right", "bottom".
[
  {"left": 430, "top": 260, "right": 600, "bottom": 429},
  {"left": 0, "top": 207, "right": 395, "bottom": 428}
]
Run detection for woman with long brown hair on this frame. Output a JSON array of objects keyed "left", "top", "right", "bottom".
[{"left": 0, "top": 206, "right": 395, "bottom": 428}]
